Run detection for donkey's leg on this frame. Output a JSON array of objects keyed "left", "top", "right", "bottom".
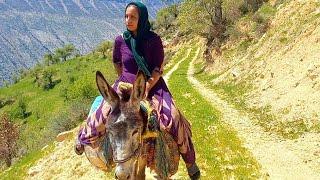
[{"left": 135, "top": 157, "right": 147, "bottom": 180}]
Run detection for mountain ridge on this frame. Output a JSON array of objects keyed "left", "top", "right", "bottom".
[{"left": 0, "top": 0, "right": 176, "bottom": 86}]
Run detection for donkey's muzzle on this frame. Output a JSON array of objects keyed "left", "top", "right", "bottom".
[{"left": 115, "top": 166, "right": 130, "bottom": 180}]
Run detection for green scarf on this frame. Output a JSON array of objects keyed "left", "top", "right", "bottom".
[{"left": 123, "top": 2, "right": 151, "bottom": 77}]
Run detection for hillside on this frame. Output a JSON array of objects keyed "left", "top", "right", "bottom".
[
  {"left": 0, "top": 51, "right": 118, "bottom": 174},
  {"left": 200, "top": 0, "right": 320, "bottom": 138},
  {"left": 193, "top": 0, "right": 320, "bottom": 175},
  {"left": 1, "top": 0, "right": 319, "bottom": 179},
  {"left": 0, "top": 0, "right": 176, "bottom": 86}
]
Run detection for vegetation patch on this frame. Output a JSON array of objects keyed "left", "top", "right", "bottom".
[
  {"left": 0, "top": 46, "right": 116, "bottom": 172},
  {"left": 168, "top": 44, "right": 261, "bottom": 178}
]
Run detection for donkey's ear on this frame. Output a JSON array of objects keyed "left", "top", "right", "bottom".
[
  {"left": 96, "top": 71, "right": 119, "bottom": 109},
  {"left": 130, "top": 70, "right": 146, "bottom": 106}
]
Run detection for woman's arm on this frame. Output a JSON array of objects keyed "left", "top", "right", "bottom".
[
  {"left": 145, "top": 34, "right": 165, "bottom": 97},
  {"left": 145, "top": 66, "right": 163, "bottom": 97},
  {"left": 112, "top": 36, "right": 122, "bottom": 77}
]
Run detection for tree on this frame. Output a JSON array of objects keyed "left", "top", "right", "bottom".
[
  {"left": 34, "top": 69, "right": 58, "bottom": 90},
  {"left": 42, "top": 70, "right": 55, "bottom": 90},
  {"left": 155, "top": 4, "right": 179, "bottom": 30},
  {"left": 96, "top": 41, "right": 113, "bottom": 58},
  {"left": 55, "top": 44, "right": 76, "bottom": 62},
  {"left": 178, "top": 0, "right": 226, "bottom": 62},
  {"left": 0, "top": 114, "right": 19, "bottom": 167},
  {"left": 43, "top": 53, "right": 58, "bottom": 66}
]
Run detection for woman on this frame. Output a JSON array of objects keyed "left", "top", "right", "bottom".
[{"left": 76, "top": 2, "right": 200, "bottom": 179}]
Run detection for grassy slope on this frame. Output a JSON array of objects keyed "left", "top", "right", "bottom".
[
  {"left": 168, "top": 42, "right": 261, "bottom": 179},
  {"left": 0, "top": 54, "right": 117, "bottom": 178}
]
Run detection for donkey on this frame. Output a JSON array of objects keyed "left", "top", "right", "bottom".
[{"left": 96, "top": 71, "right": 179, "bottom": 180}]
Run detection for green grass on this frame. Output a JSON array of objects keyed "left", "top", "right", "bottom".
[
  {"left": 0, "top": 53, "right": 117, "bottom": 176},
  {"left": 168, "top": 44, "right": 261, "bottom": 179},
  {"left": 163, "top": 46, "right": 189, "bottom": 75}
]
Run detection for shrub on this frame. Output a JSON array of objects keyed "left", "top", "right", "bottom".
[
  {"left": 34, "top": 69, "right": 60, "bottom": 90},
  {"left": 10, "top": 98, "right": 29, "bottom": 119},
  {"left": 69, "top": 100, "right": 90, "bottom": 123},
  {"left": 0, "top": 114, "right": 19, "bottom": 167},
  {"left": 253, "top": 4, "right": 275, "bottom": 36},
  {"left": 50, "top": 112, "right": 73, "bottom": 135},
  {"left": 64, "top": 77, "right": 97, "bottom": 101},
  {"left": 49, "top": 100, "right": 89, "bottom": 135},
  {"left": 0, "top": 98, "right": 15, "bottom": 109}
]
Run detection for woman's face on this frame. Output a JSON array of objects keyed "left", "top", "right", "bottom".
[{"left": 125, "top": 5, "right": 139, "bottom": 33}]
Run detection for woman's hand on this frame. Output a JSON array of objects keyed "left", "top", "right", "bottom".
[
  {"left": 144, "top": 68, "right": 162, "bottom": 98},
  {"left": 145, "top": 82, "right": 151, "bottom": 98}
]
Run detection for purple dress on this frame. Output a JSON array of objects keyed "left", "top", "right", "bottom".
[{"left": 78, "top": 32, "right": 195, "bottom": 164}]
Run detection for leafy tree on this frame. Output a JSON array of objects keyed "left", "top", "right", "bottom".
[
  {"left": 0, "top": 114, "right": 19, "bottom": 167},
  {"left": 42, "top": 70, "right": 54, "bottom": 90},
  {"left": 34, "top": 69, "right": 59, "bottom": 90},
  {"left": 43, "top": 53, "right": 59, "bottom": 65},
  {"left": 96, "top": 41, "right": 113, "bottom": 58},
  {"left": 55, "top": 44, "right": 76, "bottom": 62},
  {"left": 178, "top": 0, "right": 226, "bottom": 62},
  {"left": 155, "top": 4, "right": 179, "bottom": 30}
]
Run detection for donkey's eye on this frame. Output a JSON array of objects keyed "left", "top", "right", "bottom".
[{"left": 132, "top": 129, "right": 138, "bottom": 136}]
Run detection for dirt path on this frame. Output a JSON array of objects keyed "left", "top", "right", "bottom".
[
  {"left": 187, "top": 47, "right": 320, "bottom": 179},
  {"left": 163, "top": 48, "right": 191, "bottom": 84}
]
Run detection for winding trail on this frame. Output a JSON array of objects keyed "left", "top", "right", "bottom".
[
  {"left": 187, "top": 47, "right": 320, "bottom": 179},
  {"left": 163, "top": 48, "right": 191, "bottom": 84}
]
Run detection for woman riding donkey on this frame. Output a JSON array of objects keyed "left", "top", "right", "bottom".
[{"left": 75, "top": 2, "right": 200, "bottom": 179}]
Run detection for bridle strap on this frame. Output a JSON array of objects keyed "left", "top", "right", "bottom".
[
  {"left": 113, "top": 143, "right": 141, "bottom": 163},
  {"left": 112, "top": 133, "right": 143, "bottom": 164}
]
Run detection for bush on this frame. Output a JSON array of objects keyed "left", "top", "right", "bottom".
[
  {"left": 0, "top": 114, "right": 19, "bottom": 167},
  {"left": 59, "top": 86, "right": 69, "bottom": 102},
  {"left": 62, "top": 77, "right": 97, "bottom": 101},
  {"left": 50, "top": 100, "right": 90, "bottom": 135},
  {"left": 34, "top": 69, "right": 60, "bottom": 90},
  {"left": 9, "top": 98, "right": 29, "bottom": 119},
  {"left": 68, "top": 75, "right": 76, "bottom": 84},
  {"left": 0, "top": 98, "right": 15, "bottom": 109},
  {"left": 253, "top": 4, "right": 275, "bottom": 36},
  {"left": 69, "top": 100, "right": 90, "bottom": 123},
  {"left": 50, "top": 112, "right": 73, "bottom": 135}
]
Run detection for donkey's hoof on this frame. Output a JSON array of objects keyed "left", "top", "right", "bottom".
[
  {"left": 189, "top": 170, "right": 200, "bottom": 180},
  {"left": 187, "top": 163, "right": 200, "bottom": 180}
]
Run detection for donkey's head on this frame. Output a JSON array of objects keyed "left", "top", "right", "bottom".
[{"left": 96, "top": 71, "right": 148, "bottom": 180}]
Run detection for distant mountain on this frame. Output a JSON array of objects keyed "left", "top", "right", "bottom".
[{"left": 0, "top": 0, "right": 176, "bottom": 87}]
